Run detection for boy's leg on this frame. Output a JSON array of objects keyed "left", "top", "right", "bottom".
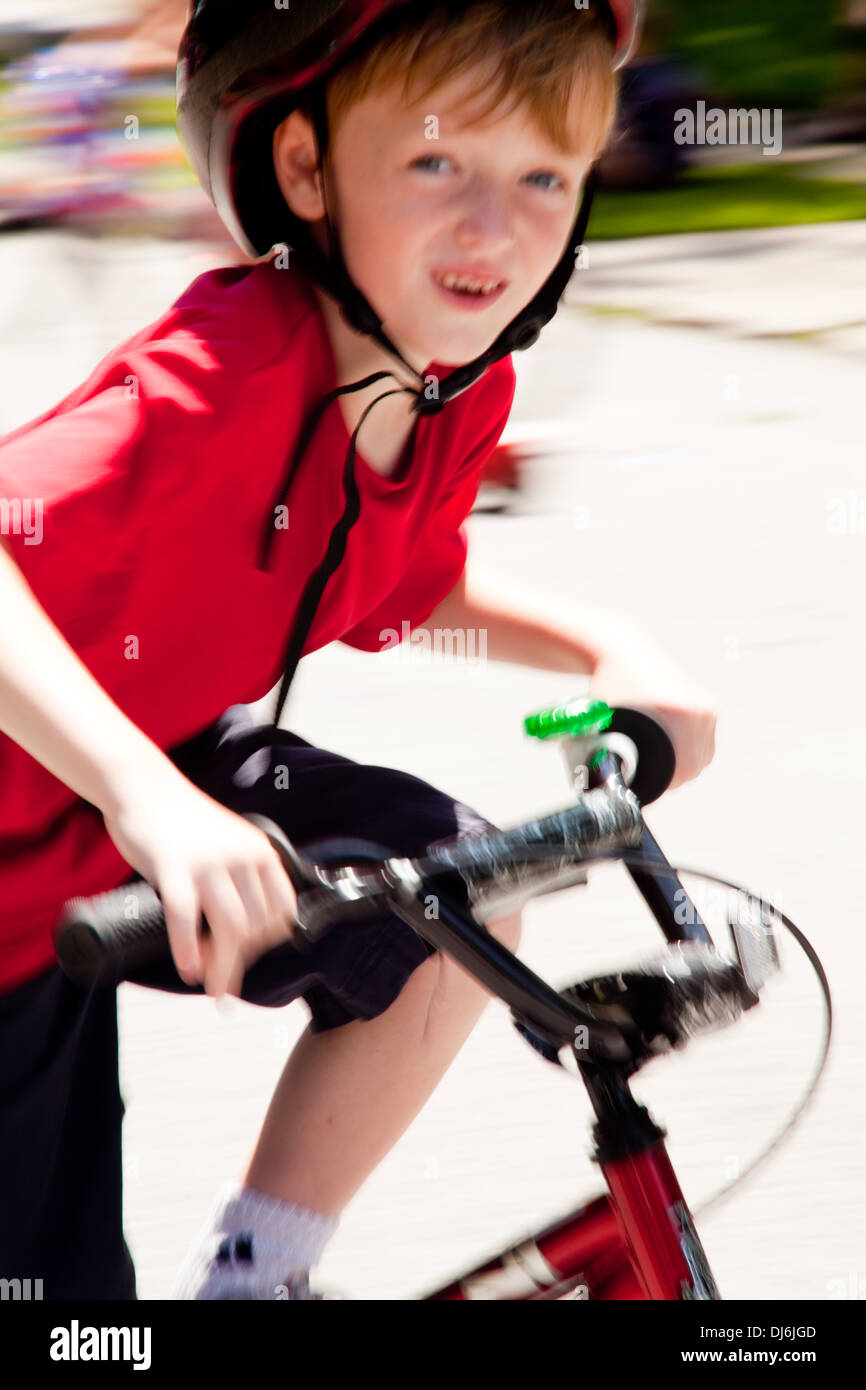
[
  {"left": 171, "top": 910, "right": 521, "bottom": 1299},
  {"left": 132, "top": 704, "right": 520, "bottom": 1296},
  {"left": 241, "top": 907, "right": 522, "bottom": 1218},
  {"left": 0, "top": 967, "right": 137, "bottom": 1300}
]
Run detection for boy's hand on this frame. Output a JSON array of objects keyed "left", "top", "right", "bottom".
[
  {"left": 101, "top": 772, "right": 299, "bottom": 1000},
  {"left": 588, "top": 636, "right": 717, "bottom": 792}
]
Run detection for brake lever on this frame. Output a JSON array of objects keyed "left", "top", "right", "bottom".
[{"left": 241, "top": 812, "right": 321, "bottom": 893}]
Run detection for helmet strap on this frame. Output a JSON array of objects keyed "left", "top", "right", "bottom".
[{"left": 303, "top": 85, "right": 426, "bottom": 380}]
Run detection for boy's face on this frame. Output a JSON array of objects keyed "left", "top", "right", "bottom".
[{"left": 275, "top": 61, "right": 595, "bottom": 369}]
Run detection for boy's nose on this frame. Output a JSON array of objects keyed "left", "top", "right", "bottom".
[{"left": 455, "top": 182, "right": 513, "bottom": 245}]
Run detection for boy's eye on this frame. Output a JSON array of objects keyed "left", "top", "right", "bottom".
[
  {"left": 525, "top": 170, "right": 566, "bottom": 192},
  {"left": 410, "top": 156, "right": 565, "bottom": 191},
  {"left": 410, "top": 155, "right": 453, "bottom": 174}
]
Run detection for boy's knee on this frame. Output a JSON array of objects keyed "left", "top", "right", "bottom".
[
  {"left": 486, "top": 909, "right": 523, "bottom": 955},
  {"left": 420, "top": 908, "right": 524, "bottom": 1047}
]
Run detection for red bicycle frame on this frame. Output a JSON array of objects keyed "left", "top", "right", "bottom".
[
  {"left": 414, "top": 748, "right": 726, "bottom": 1301},
  {"left": 424, "top": 1126, "right": 718, "bottom": 1300}
]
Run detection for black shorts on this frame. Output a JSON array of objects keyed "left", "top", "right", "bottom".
[{"left": 0, "top": 705, "right": 498, "bottom": 1300}]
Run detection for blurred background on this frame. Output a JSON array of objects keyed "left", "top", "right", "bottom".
[
  {"left": 1, "top": 2, "right": 864, "bottom": 1302},
  {"left": 1, "top": 0, "right": 865, "bottom": 241}
]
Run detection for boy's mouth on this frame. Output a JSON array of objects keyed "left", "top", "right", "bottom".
[{"left": 431, "top": 269, "right": 508, "bottom": 309}]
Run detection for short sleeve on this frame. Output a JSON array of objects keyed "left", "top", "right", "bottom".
[
  {"left": 0, "top": 386, "right": 142, "bottom": 635},
  {"left": 340, "top": 365, "right": 515, "bottom": 652},
  {"left": 0, "top": 343, "right": 214, "bottom": 641}
]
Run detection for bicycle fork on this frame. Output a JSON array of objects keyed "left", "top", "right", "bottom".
[
  {"left": 420, "top": 813, "right": 723, "bottom": 1301},
  {"left": 418, "top": 748, "right": 724, "bottom": 1300},
  {"left": 587, "top": 1071, "right": 722, "bottom": 1301},
  {"left": 422, "top": 1072, "right": 721, "bottom": 1301}
]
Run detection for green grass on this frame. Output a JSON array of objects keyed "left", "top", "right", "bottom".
[{"left": 591, "top": 161, "right": 866, "bottom": 240}]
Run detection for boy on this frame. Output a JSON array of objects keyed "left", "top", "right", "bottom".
[{"left": 0, "top": 0, "right": 714, "bottom": 1300}]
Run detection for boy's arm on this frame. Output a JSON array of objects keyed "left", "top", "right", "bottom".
[
  {"left": 0, "top": 535, "right": 177, "bottom": 815},
  {"left": 419, "top": 557, "right": 634, "bottom": 674},
  {"left": 0, "top": 536, "right": 298, "bottom": 996}
]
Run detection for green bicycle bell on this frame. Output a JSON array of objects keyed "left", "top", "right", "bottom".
[
  {"left": 524, "top": 697, "right": 616, "bottom": 798},
  {"left": 524, "top": 697, "right": 614, "bottom": 744},
  {"left": 524, "top": 697, "right": 677, "bottom": 807}
]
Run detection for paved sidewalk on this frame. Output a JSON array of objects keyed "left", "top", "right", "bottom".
[{"left": 570, "top": 219, "right": 866, "bottom": 355}]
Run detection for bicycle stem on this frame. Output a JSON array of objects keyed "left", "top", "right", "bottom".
[{"left": 591, "top": 749, "right": 713, "bottom": 947}]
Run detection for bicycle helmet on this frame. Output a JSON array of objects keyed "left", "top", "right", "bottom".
[{"left": 175, "top": 1, "right": 643, "bottom": 725}]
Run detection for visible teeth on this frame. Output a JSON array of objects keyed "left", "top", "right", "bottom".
[{"left": 438, "top": 273, "right": 500, "bottom": 295}]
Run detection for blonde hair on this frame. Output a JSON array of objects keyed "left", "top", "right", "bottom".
[{"left": 325, "top": 0, "right": 619, "bottom": 162}]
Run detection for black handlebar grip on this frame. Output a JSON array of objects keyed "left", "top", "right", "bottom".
[
  {"left": 605, "top": 707, "right": 677, "bottom": 806},
  {"left": 55, "top": 878, "right": 172, "bottom": 986},
  {"left": 54, "top": 814, "right": 316, "bottom": 987}
]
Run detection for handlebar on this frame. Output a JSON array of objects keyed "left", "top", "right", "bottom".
[{"left": 54, "top": 704, "right": 751, "bottom": 1065}]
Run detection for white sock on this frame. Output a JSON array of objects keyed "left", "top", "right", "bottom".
[{"left": 172, "top": 1180, "right": 340, "bottom": 1300}]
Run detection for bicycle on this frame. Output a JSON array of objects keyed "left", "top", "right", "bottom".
[{"left": 55, "top": 697, "right": 831, "bottom": 1301}]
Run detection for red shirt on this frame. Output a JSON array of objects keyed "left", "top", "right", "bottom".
[{"left": 0, "top": 256, "right": 515, "bottom": 993}]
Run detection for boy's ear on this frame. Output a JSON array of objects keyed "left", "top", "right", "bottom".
[{"left": 273, "top": 110, "right": 326, "bottom": 223}]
